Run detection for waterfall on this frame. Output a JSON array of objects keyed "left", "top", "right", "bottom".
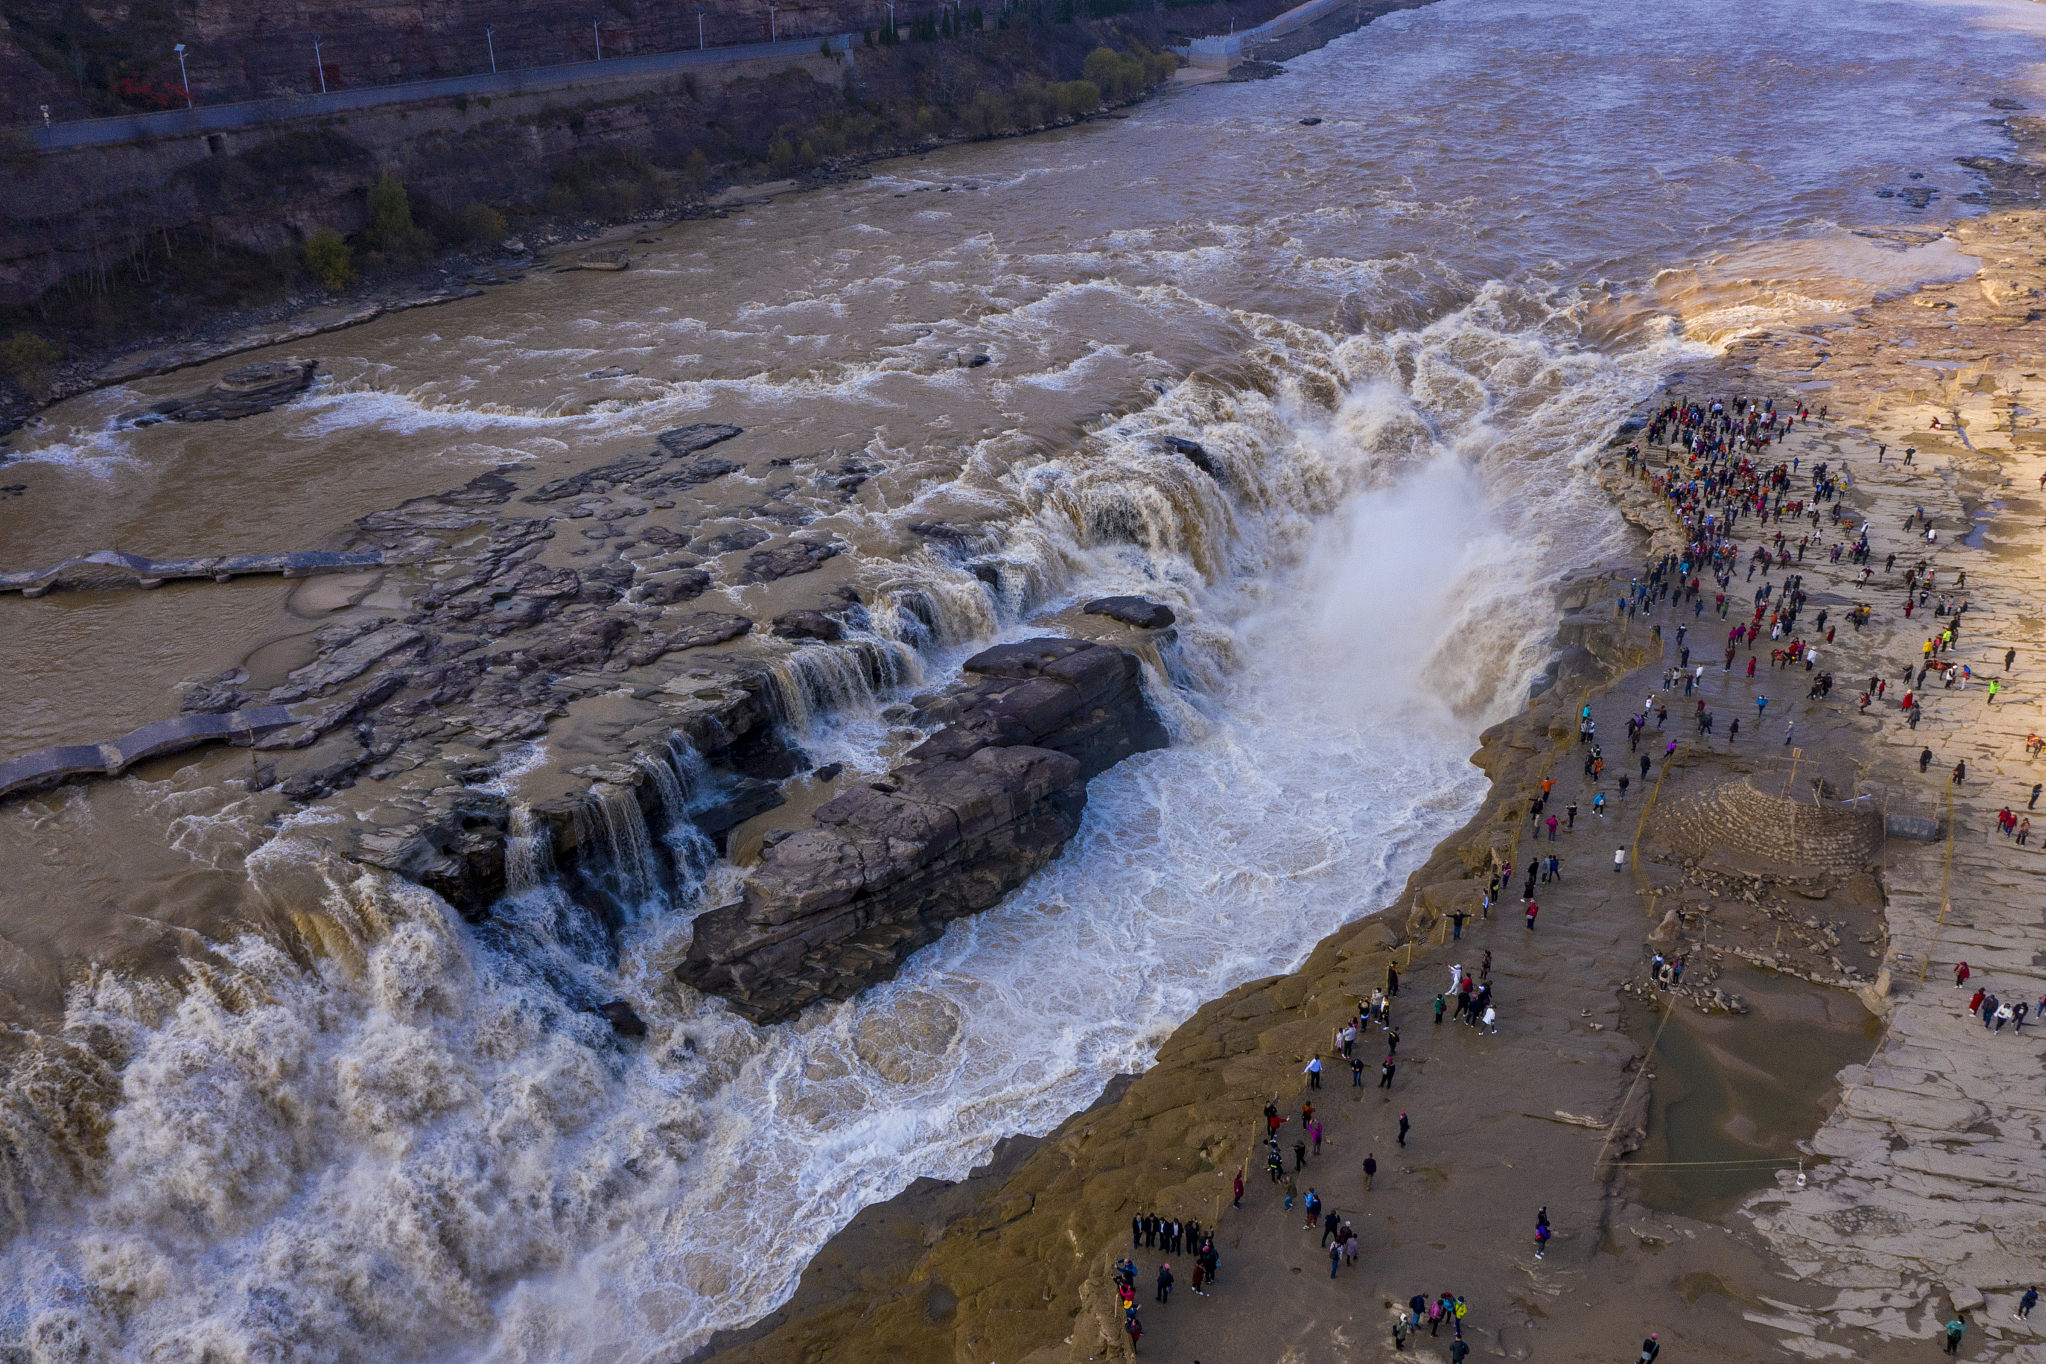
[
  {"left": 666, "top": 733, "right": 710, "bottom": 802},
  {"left": 634, "top": 751, "right": 686, "bottom": 820},
  {"left": 761, "top": 640, "right": 916, "bottom": 734},
  {"left": 582, "top": 781, "right": 661, "bottom": 910},
  {"left": 866, "top": 577, "right": 1000, "bottom": 651},
  {"left": 505, "top": 803, "right": 554, "bottom": 897}
]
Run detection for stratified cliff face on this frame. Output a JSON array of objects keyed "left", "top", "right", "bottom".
[{"left": 679, "top": 638, "right": 1169, "bottom": 1023}]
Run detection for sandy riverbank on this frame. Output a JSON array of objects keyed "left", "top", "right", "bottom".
[{"left": 692, "top": 205, "right": 2046, "bottom": 1363}]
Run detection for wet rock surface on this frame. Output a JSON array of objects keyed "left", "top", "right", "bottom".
[
  {"left": 1082, "top": 594, "right": 1176, "bottom": 629},
  {"left": 119, "top": 357, "right": 319, "bottom": 424},
  {"left": 678, "top": 639, "right": 1167, "bottom": 1023}
]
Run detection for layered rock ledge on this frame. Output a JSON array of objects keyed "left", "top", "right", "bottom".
[{"left": 679, "top": 638, "right": 1167, "bottom": 1022}]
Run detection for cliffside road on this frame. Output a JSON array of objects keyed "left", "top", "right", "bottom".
[{"left": 27, "top": 35, "right": 854, "bottom": 149}]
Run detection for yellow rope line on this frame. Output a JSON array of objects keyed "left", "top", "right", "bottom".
[{"left": 1592, "top": 992, "right": 1679, "bottom": 1175}]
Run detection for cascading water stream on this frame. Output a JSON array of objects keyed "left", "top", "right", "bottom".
[
  {"left": 505, "top": 803, "right": 555, "bottom": 898},
  {"left": 1, "top": 0, "right": 2036, "bottom": 1359},
  {"left": 581, "top": 782, "right": 662, "bottom": 912}
]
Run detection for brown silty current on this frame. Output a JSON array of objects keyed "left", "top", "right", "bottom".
[{"left": 0, "top": 0, "right": 2039, "bottom": 1358}]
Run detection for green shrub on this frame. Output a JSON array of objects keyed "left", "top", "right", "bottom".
[
  {"left": 365, "top": 171, "right": 436, "bottom": 264},
  {"left": 1050, "top": 79, "right": 1100, "bottom": 118},
  {"left": 1084, "top": 45, "right": 1162, "bottom": 100},
  {"left": 366, "top": 172, "right": 412, "bottom": 247},
  {"left": 685, "top": 147, "right": 711, "bottom": 187},
  {"left": 964, "top": 90, "right": 1008, "bottom": 137},
  {"left": 0, "top": 330, "right": 60, "bottom": 391},
  {"left": 461, "top": 203, "right": 508, "bottom": 246},
  {"left": 303, "top": 227, "right": 355, "bottom": 290},
  {"left": 768, "top": 138, "right": 795, "bottom": 171}
]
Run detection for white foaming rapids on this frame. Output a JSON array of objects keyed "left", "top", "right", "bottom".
[{"left": 0, "top": 279, "right": 1674, "bottom": 1364}]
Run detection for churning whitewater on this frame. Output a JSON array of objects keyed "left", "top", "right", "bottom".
[{"left": 2, "top": 0, "right": 2038, "bottom": 1357}]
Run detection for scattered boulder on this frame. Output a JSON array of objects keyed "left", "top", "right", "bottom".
[
  {"left": 741, "top": 539, "right": 842, "bottom": 583},
  {"left": 123, "top": 358, "right": 319, "bottom": 425},
  {"left": 1299, "top": 116, "right": 1323, "bottom": 125},
  {"left": 1083, "top": 596, "right": 1175, "bottom": 629},
  {"left": 638, "top": 568, "right": 713, "bottom": 605},
  {"left": 772, "top": 610, "right": 843, "bottom": 642},
  {"left": 704, "top": 526, "right": 771, "bottom": 554},
  {"left": 619, "top": 612, "right": 754, "bottom": 667},
  {"left": 655, "top": 423, "right": 743, "bottom": 455},
  {"left": 598, "top": 1000, "right": 649, "bottom": 1037},
  {"left": 640, "top": 526, "right": 692, "bottom": 550},
  {"left": 1163, "top": 436, "right": 1224, "bottom": 482}
]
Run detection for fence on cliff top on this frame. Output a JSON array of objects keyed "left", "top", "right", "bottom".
[{"left": 26, "top": 34, "right": 855, "bottom": 152}]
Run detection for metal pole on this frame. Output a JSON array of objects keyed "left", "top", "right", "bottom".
[
  {"left": 770, "top": 2, "right": 777, "bottom": 40},
  {"left": 487, "top": 24, "right": 497, "bottom": 72},
  {"left": 314, "top": 36, "right": 326, "bottom": 93},
  {"left": 593, "top": 16, "right": 602, "bottom": 58},
  {"left": 174, "top": 44, "right": 192, "bottom": 107},
  {"left": 697, "top": 7, "right": 704, "bottom": 48}
]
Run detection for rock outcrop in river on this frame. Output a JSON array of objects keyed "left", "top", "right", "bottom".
[{"left": 679, "top": 638, "right": 1168, "bottom": 1022}]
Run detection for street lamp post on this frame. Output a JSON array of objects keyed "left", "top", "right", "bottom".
[
  {"left": 313, "top": 35, "right": 326, "bottom": 93},
  {"left": 592, "top": 15, "right": 603, "bottom": 58},
  {"left": 486, "top": 24, "right": 497, "bottom": 72},
  {"left": 173, "top": 43, "right": 192, "bottom": 107},
  {"left": 696, "top": 6, "right": 705, "bottom": 49},
  {"left": 886, "top": 0, "right": 895, "bottom": 38},
  {"left": 769, "top": 1, "right": 777, "bottom": 41}
]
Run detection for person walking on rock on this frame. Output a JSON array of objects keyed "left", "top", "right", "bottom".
[
  {"left": 1639, "top": 1333, "right": 1661, "bottom": 1363},
  {"left": 1304, "top": 1055, "right": 1323, "bottom": 1089},
  {"left": 1955, "top": 961, "right": 1971, "bottom": 989},
  {"left": 1614, "top": 847, "right": 1628, "bottom": 873},
  {"left": 1526, "top": 901, "right": 1539, "bottom": 930},
  {"left": 2017, "top": 1286, "right": 2038, "bottom": 1320},
  {"left": 1944, "top": 1317, "right": 1965, "bottom": 1354},
  {"left": 1393, "top": 1312, "right": 1410, "bottom": 1351},
  {"left": 1399, "top": 1111, "right": 1410, "bottom": 1147},
  {"left": 1155, "top": 1263, "right": 1173, "bottom": 1303},
  {"left": 1380, "top": 1056, "right": 1397, "bottom": 1089},
  {"left": 1364, "top": 1153, "right": 1377, "bottom": 1190}
]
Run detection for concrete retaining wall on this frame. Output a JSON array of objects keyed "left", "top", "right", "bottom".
[{"left": 1188, "top": 0, "right": 1358, "bottom": 66}]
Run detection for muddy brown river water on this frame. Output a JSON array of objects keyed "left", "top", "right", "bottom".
[{"left": 1, "top": 0, "right": 2041, "bottom": 1358}]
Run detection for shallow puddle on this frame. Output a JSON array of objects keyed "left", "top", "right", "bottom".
[{"left": 1621, "top": 965, "right": 1879, "bottom": 1218}]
